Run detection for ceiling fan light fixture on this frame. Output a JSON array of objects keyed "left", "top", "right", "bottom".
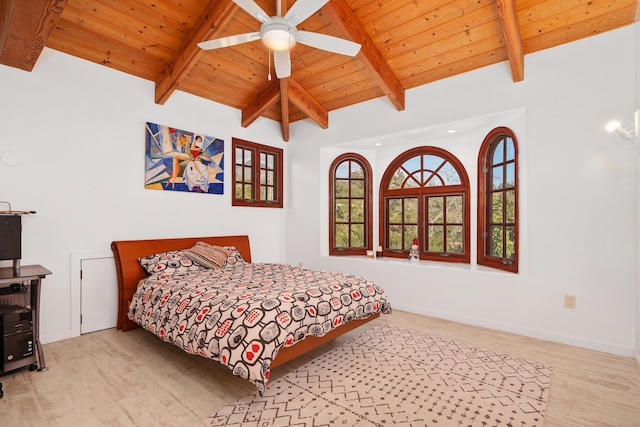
[
  {"left": 199, "top": 0, "right": 359, "bottom": 80},
  {"left": 260, "top": 17, "right": 297, "bottom": 51}
]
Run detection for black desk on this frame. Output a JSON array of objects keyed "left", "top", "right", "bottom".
[{"left": 0, "top": 264, "right": 51, "bottom": 373}]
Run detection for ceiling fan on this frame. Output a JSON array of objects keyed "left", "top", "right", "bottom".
[{"left": 197, "top": 0, "right": 361, "bottom": 79}]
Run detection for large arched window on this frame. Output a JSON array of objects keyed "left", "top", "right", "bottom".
[
  {"left": 477, "top": 127, "right": 519, "bottom": 273},
  {"left": 329, "top": 153, "right": 373, "bottom": 255},
  {"left": 379, "top": 147, "right": 470, "bottom": 263}
]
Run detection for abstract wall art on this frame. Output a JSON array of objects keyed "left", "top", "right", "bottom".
[{"left": 145, "top": 122, "right": 224, "bottom": 194}]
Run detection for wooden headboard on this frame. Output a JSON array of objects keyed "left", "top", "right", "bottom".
[{"left": 111, "top": 235, "right": 251, "bottom": 331}]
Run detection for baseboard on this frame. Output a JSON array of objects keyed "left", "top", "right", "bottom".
[
  {"left": 392, "top": 303, "right": 635, "bottom": 357},
  {"left": 634, "top": 347, "right": 640, "bottom": 375}
]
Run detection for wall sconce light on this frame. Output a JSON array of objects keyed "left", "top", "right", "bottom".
[{"left": 606, "top": 110, "right": 639, "bottom": 143}]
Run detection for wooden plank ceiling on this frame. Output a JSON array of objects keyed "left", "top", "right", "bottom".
[{"left": 1, "top": 0, "right": 637, "bottom": 141}]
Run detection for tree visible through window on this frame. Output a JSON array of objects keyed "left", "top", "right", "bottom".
[
  {"left": 380, "top": 147, "right": 470, "bottom": 263},
  {"left": 329, "top": 154, "right": 372, "bottom": 255},
  {"left": 478, "top": 127, "right": 518, "bottom": 272},
  {"left": 232, "top": 138, "right": 283, "bottom": 208},
  {"left": 426, "top": 195, "right": 464, "bottom": 254}
]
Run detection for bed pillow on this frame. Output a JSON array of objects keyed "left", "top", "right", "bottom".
[
  {"left": 139, "top": 250, "right": 202, "bottom": 276},
  {"left": 184, "top": 242, "right": 246, "bottom": 269},
  {"left": 224, "top": 245, "right": 246, "bottom": 265}
]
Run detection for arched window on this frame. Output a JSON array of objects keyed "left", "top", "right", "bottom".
[
  {"left": 329, "top": 153, "right": 373, "bottom": 255},
  {"left": 477, "top": 127, "right": 518, "bottom": 273},
  {"left": 379, "top": 147, "right": 470, "bottom": 263}
]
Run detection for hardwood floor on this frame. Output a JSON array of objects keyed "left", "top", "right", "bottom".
[{"left": 1, "top": 310, "right": 639, "bottom": 426}]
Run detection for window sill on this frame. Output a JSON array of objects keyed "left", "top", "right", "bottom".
[{"left": 325, "top": 254, "right": 517, "bottom": 275}]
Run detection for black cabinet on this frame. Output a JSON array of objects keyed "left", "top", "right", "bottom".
[
  {"left": 0, "top": 265, "right": 50, "bottom": 373},
  {"left": 0, "top": 305, "right": 34, "bottom": 372}
]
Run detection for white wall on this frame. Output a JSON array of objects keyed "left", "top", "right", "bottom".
[
  {"left": 286, "top": 25, "right": 638, "bottom": 356},
  {"left": 0, "top": 49, "right": 287, "bottom": 343}
]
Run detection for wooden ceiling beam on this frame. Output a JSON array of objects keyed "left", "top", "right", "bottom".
[
  {"left": 155, "top": 0, "right": 238, "bottom": 105},
  {"left": 0, "top": 0, "right": 67, "bottom": 71},
  {"left": 280, "top": 78, "right": 290, "bottom": 142},
  {"left": 241, "top": 79, "right": 281, "bottom": 127},
  {"left": 323, "top": 0, "right": 405, "bottom": 111},
  {"left": 288, "top": 78, "right": 329, "bottom": 129},
  {"left": 496, "top": 0, "right": 524, "bottom": 82}
]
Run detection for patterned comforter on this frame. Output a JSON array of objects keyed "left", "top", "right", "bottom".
[{"left": 128, "top": 262, "right": 391, "bottom": 392}]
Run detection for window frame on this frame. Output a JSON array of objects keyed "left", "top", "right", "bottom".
[
  {"left": 477, "top": 127, "right": 519, "bottom": 273},
  {"left": 379, "top": 146, "right": 470, "bottom": 263},
  {"left": 232, "top": 138, "right": 283, "bottom": 208},
  {"left": 329, "top": 153, "right": 373, "bottom": 256}
]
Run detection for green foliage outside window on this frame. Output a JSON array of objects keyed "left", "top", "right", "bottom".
[
  {"left": 259, "top": 152, "right": 276, "bottom": 201},
  {"left": 232, "top": 138, "right": 283, "bottom": 208},
  {"left": 334, "top": 159, "right": 367, "bottom": 249},
  {"left": 426, "top": 195, "right": 464, "bottom": 254},
  {"left": 387, "top": 197, "right": 418, "bottom": 250},
  {"left": 381, "top": 147, "right": 470, "bottom": 262},
  {"left": 488, "top": 136, "right": 516, "bottom": 260},
  {"left": 235, "top": 147, "right": 253, "bottom": 199}
]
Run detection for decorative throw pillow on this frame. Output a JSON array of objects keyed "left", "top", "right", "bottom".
[
  {"left": 224, "top": 245, "right": 246, "bottom": 265},
  {"left": 138, "top": 250, "right": 202, "bottom": 275},
  {"left": 184, "top": 242, "right": 246, "bottom": 269}
]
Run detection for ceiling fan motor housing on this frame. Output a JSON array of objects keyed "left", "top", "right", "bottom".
[{"left": 260, "top": 16, "right": 297, "bottom": 51}]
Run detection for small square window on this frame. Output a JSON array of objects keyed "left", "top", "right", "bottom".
[{"left": 232, "top": 138, "right": 283, "bottom": 208}]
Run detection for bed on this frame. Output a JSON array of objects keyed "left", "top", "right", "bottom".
[{"left": 111, "top": 235, "right": 390, "bottom": 393}]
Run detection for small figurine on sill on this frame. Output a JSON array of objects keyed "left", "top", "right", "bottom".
[{"left": 409, "top": 237, "right": 419, "bottom": 261}]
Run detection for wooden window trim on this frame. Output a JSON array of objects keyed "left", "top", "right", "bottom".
[
  {"left": 379, "top": 146, "right": 470, "bottom": 263},
  {"left": 329, "top": 153, "right": 373, "bottom": 256},
  {"left": 232, "top": 138, "right": 283, "bottom": 208},
  {"left": 477, "top": 127, "right": 519, "bottom": 273}
]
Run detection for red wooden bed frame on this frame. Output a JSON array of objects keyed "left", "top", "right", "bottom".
[{"left": 110, "top": 235, "right": 379, "bottom": 368}]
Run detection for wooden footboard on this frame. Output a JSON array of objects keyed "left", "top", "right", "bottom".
[{"left": 271, "top": 313, "right": 379, "bottom": 368}]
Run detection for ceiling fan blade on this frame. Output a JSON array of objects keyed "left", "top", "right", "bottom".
[
  {"left": 198, "top": 32, "right": 261, "bottom": 50},
  {"left": 284, "top": 0, "right": 328, "bottom": 26},
  {"left": 297, "top": 31, "right": 361, "bottom": 56},
  {"left": 233, "top": 0, "right": 271, "bottom": 24},
  {"left": 273, "top": 50, "right": 291, "bottom": 78}
]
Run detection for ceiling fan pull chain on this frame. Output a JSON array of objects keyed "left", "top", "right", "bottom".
[{"left": 268, "top": 49, "right": 272, "bottom": 81}]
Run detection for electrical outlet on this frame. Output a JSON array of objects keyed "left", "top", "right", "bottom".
[
  {"left": 564, "top": 294, "right": 576, "bottom": 309},
  {"left": 298, "top": 262, "right": 303, "bottom": 268}
]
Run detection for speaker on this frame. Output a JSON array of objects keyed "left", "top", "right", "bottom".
[{"left": 0, "top": 216, "right": 21, "bottom": 261}]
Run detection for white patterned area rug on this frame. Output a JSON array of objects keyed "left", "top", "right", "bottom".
[{"left": 208, "top": 325, "right": 552, "bottom": 427}]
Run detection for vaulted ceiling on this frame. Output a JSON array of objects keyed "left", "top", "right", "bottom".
[{"left": 1, "top": 0, "right": 637, "bottom": 141}]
